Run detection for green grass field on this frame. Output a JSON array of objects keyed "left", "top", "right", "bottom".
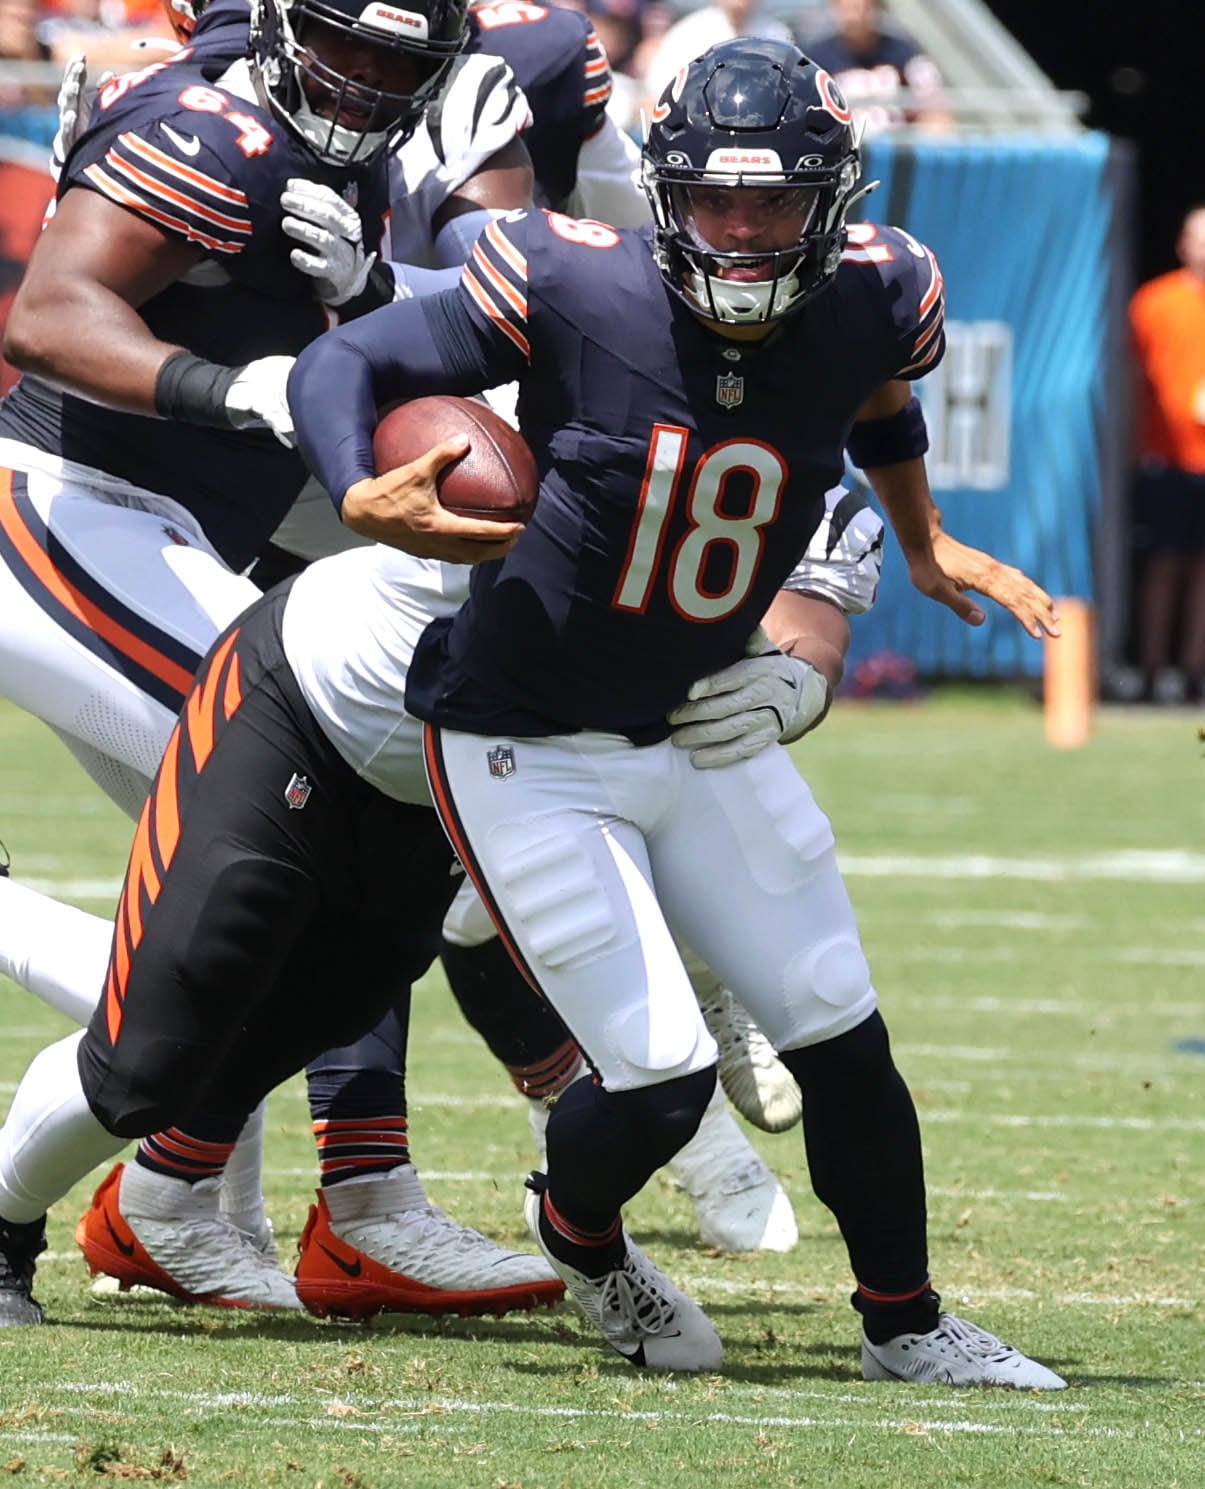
[{"left": 0, "top": 693, "right": 1201, "bottom": 1489}]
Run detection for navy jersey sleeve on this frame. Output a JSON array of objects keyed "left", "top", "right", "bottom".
[
  {"left": 69, "top": 114, "right": 254, "bottom": 255},
  {"left": 289, "top": 220, "right": 532, "bottom": 506},
  {"left": 457, "top": 209, "right": 537, "bottom": 362},
  {"left": 580, "top": 24, "right": 613, "bottom": 138},
  {"left": 844, "top": 222, "right": 946, "bottom": 380}
]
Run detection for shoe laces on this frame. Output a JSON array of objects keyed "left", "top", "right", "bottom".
[
  {"left": 930, "top": 1313, "right": 1018, "bottom": 1365},
  {"left": 600, "top": 1253, "right": 678, "bottom": 1339}
]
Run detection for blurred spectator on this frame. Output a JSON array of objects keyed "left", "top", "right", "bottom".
[
  {"left": 644, "top": 0, "right": 793, "bottom": 103},
  {"left": 33, "top": 0, "right": 173, "bottom": 67},
  {"left": 1, "top": 0, "right": 172, "bottom": 148},
  {"left": 804, "top": 0, "right": 951, "bottom": 135},
  {"left": 0, "top": 0, "right": 42, "bottom": 64},
  {"left": 1128, "top": 204, "right": 1205, "bottom": 704}
]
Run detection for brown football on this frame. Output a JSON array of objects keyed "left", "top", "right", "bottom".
[{"left": 372, "top": 395, "right": 539, "bottom": 524}]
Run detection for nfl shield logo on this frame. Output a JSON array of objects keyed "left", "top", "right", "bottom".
[
  {"left": 284, "top": 772, "right": 311, "bottom": 810},
  {"left": 487, "top": 745, "right": 516, "bottom": 780},
  {"left": 715, "top": 371, "right": 744, "bottom": 408}
]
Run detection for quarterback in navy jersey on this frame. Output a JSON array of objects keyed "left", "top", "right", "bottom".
[
  {"left": 290, "top": 39, "right": 1066, "bottom": 1386},
  {"left": 295, "top": 180, "right": 945, "bottom": 735}
]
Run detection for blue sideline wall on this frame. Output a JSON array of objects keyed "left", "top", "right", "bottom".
[{"left": 848, "top": 133, "right": 1134, "bottom": 678}]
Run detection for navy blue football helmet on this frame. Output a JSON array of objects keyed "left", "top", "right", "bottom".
[
  {"left": 250, "top": 0, "right": 468, "bottom": 165},
  {"left": 642, "top": 39, "right": 870, "bottom": 324}
]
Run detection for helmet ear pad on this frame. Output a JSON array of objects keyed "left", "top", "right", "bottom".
[
  {"left": 642, "top": 38, "right": 864, "bottom": 325},
  {"left": 249, "top": 0, "right": 468, "bottom": 166}
]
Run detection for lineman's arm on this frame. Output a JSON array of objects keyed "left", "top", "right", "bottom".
[
  {"left": 4, "top": 188, "right": 294, "bottom": 442},
  {"left": 432, "top": 136, "right": 534, "bottom": 235},
  {"left": 3, "top": 189, "right": 200, "bottom": 413}
]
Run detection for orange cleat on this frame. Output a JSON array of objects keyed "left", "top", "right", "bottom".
[
  {"left": 75, "top": 1162, "right": 300, "bottom": 1310},
  {"left": 294, "top": 1169, "right": 565, "bottom": 1321}
]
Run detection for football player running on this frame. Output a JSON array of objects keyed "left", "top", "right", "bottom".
[
  {"left": 173, "top": 0, "right": 814, "bottom": 1265},
  {"left": 284, "top": 40, "right": 1067, "bottom": 1386}
]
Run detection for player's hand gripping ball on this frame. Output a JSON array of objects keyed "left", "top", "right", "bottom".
[{"left": 372, "top": 396, "right": 538, "bottom": 524}]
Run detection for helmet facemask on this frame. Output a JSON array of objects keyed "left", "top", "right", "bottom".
[
  {"left": 250, "top": 0, "right": 466, "bottom": 167},
  {"left": 642, "top": 41, "right": 870, "bottom": 326}
]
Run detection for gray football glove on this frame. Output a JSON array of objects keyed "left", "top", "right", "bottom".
[
  {"left": 280, "top": 178, "right": 376, "bottom": 307},
  {"left": 669, "top": 632, "right": 830, "bottom": 769}
]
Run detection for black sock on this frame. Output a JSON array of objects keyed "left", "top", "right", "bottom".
[
  {"left": 528, "top": 1173, "right": 625, "bottom": 1278},
  {"left": 539, "top": 1068, "right": 716, "bottom": 1267},
  {"left": 779, "top": 1013, "right": 930, "bottom": 1298},
  {"left": 441, "top": 937, "right": 574, "bottom": 1070},
  {"left": 854, "top": 1285, "right": 942, "bottom": 1344}
]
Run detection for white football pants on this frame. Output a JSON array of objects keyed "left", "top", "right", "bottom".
[
  {"left": 425, "top": 728, "right": 878, "bottom": 1091},
  {"left": 0, "top": 444, "right": 258, "bottom": 817}
]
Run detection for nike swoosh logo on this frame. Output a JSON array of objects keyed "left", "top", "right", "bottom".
[
  {"left": 104, "top": 1214, "right": 136, "bottom": 1258},
  {"left": 161, "top": 124, "right": 202, "bottom": 157},
  {"left": 317, "top": 1241, "right": 363, "bottom": 1277}
]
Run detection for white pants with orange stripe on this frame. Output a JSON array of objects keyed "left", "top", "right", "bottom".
[
  {"left": 424, "top": 726, "right": 879, "bottom": 1092},
  {"left": 0, "top": 441, "right": 258, "bottom": 819}
]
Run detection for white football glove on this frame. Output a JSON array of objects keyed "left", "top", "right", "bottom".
[
  {"left": 280, "top": 178, "right": 375, "bottom": 306},
  {"left": 50, "top": 53, "right": 99, "bottom": 181},
  {"left": 49, "top": 38, "right": 176, "bottom": 181},
  {"left": 224, "top": 356, "right": 297, "bottom": 447},
  {"left": 668, "top": 631, "right": 831, "bottom": 769}
]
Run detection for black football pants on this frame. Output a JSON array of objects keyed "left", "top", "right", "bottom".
[{"left": 77, "top": 585, "right": 458, "bottom": 1138}]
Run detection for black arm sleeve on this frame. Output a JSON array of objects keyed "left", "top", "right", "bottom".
[{"left": 287, "top": 287, "right": 527, "bottom": 511}]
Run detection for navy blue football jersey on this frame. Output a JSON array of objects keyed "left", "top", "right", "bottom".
[
  {"left": 467, "top": 2, "right": 610, "bottom": 208},
  {"left": 0, "top": 51, "right": 390, "bottom": 570},
  {"left": 388, "top": 210, "right": 945, "bottom": 740}
]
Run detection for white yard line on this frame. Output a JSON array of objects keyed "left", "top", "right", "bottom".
[
  {"left": 838, "top": 851, "right": 1205, "bottom": 882},
  {"left": 19, "top": 848, "right": 1205, "bottom": 905},
  {"left": 35, "top": 1382, "right": 1178, "bottom": 1441},
  {"left": 923, "top": 1110, "right": 1205, "bottom": 1131}
]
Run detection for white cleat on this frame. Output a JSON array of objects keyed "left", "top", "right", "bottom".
[
  {"left": 861, "top": 1313, "right": 1068, "bottom": 1389},
  {"left": 667, "top": 1087, "right": 798, "bottom": 1253},
  {"left": 524, "top": 1180, "right": 723, "bottom": 1372},
  {"left": 692, "top": 972, "right": 802, "bottom": 1133},
  {"left": 295, "top": 1164, "right": 564, "bottom": 1319},
  {"left": 76, "top": 1162, "right": 301, "bottom": 1311}
]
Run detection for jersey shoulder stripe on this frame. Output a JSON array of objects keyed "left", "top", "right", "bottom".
[
  {"left": 898, "top": 245, "right": 945, "bottom": 376},
  {"left": 82, "top": 129, "right": 252, "bottom": 254},
  {"left": 461, "top": 218, "right": 531, "bottom": 358},
  {"left": 844, "top": 223, "right": 946, "bottom": 380}
]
